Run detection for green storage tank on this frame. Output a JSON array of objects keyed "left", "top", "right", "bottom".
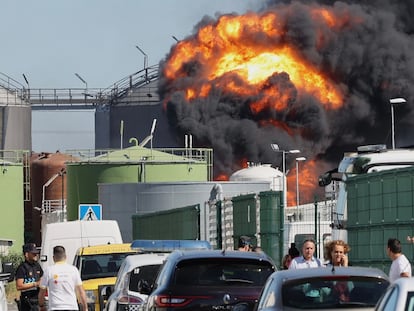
[
  {"left": 66, "top": 146, "right": 212, "bottom": 220},
  {"left": 0, "top": 159, "right": 24, "bottom": 254},
  {"left": 347, "top": 166, "right": 414, "bottom": 273}
]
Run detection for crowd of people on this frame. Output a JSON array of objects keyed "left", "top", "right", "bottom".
[
  {"left": 280, "top": 237, "right": 412, "bottom": 284},
  {"left": 13, "top": 236, "right": 411, "bottom": 310}
]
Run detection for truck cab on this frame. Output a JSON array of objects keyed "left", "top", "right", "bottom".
[
  {"left": 319, "top": 144, "right": 414, "bottom": 233},
  {"left": 73, "top": 243, "right": 138, "bottom": 311}
]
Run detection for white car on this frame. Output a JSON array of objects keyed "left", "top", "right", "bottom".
[
  {"left": 375, "top": 277, "right": 414, "bottom": 311},
  {"left": 255, "top": 266, "right": 390, "bottom": 311},
  {"left": 105, "top": 253, "right": 169, "bottom": 311}
]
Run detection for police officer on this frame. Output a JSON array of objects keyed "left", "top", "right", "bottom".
[{"left": 15, "top": 243, "right": 43, "bottom": 311}]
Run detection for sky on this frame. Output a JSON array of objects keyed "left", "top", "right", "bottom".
[
  {"left": 0, "top": 0, "right": 262, "bottom": 152},
  {"left": 1, "top": 1, "right": 259, "bottom": 89}
]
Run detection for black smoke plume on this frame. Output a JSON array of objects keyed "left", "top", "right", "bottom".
[{"left": 158, "top": 0, "right": 414, "bottom": 200}]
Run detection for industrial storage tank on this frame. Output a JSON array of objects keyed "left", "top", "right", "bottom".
[
  {"left": 229, "top": 163, "right": 283, "bottom": 191},
  {"left": 65, "top": 145, "right": 212, "bottom": 221},
  {"left": 30, "top": 152, "right": 79, "bottom": 244},
  {"left": 0, "top": 86, "right": 31, "bottom": 150},
  {"left": 0, "top": 158, "right": 25, "bottom": 254}
]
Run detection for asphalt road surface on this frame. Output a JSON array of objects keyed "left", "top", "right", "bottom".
[{"left": 8, "top": 301, "right": 18, "bottom": 311}]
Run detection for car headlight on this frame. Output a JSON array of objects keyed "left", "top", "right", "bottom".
[{"left": 85, "top": 290, "right": 97, "bottom": 304}]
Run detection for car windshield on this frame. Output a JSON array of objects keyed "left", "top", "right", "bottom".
[
  {"left": 80, "top": 252, "right": 136, "bottom": 280},
  {"left": 281, "top": 276, "right": 389, "bottom": 309},
  {"left": 173, "top": 258, "right": 274, "bottom": 287}
]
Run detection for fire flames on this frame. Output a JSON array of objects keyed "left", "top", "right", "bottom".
[{"left": 159, "top": 2, "right": 413, "bottom": 205}]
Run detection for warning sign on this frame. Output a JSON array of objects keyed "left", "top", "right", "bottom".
[{"left": 79, "top": 204, "right": 102, "bottom": 221}]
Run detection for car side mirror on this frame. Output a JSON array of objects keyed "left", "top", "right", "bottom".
[{"left": 318, "top": 172, "right": 332, "bottom": 186}]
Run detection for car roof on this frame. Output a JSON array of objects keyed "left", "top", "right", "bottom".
[
  {"left": 166, "top": 249, "right": 276, "bottom": 263},
  {"left": 271, "top": 266, "right": 389, "bottom": 280},
  {"left": 122, "top": 253, "right": 169, "bottom": 269},
  {"left": 391, "top": 276, "right": 414, "bottom": 289}
]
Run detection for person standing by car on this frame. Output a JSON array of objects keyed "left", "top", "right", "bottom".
[
  {"left": 387, "top": 238, "right": 412, "bottom": 283},
  {"left": 237, "top": 236, "right": 252, "bottom": 251},
  {"left": 324, "top": 240, "right": 350, "bottom": 267},
  {"left": 38, "top": 245, "right": 88, "bottom": 311},
  {"left": 288, "top": 243, "right": 300, "bottom": 260},
  {"left": 282, "top": 254, "right": 292, "bottom": 269},
  {"left": 324, "top": 240, "right": 351, "bottom": 302},
  {"left": 15, "top": 243, "right": 43, "bottom": 311},
  {"left": 289, "top": 239, "right": 322, "bottom": 269}
]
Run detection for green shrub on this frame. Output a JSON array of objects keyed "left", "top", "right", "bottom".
[
  {"left": 1, "top": 252, "right": 23, "bottom": 302},
  {"left": 1, "top": 252, "right": 23, "bottom": 270}
]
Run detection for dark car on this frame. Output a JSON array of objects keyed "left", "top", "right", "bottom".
[
  {"left": 255, "top": 266, "right": 390, "bottom": 311},
  {"left": 141, "top": 249, "right": 276, "bottom": 311}
]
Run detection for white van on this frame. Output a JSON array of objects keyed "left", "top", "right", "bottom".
[{"left": 39, "top": 220, "right": 123, "bottom": 269}]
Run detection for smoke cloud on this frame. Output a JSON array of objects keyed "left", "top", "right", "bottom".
[{"left": 158, "top": 0, "right": 414, "bottom": 201}]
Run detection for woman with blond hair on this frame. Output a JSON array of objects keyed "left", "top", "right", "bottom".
[
  {"left": 324, "top": 240, "right": 350, "bottom": 267},
  {"left": 324, "top": 240, "right": 351, "bottom": 302}
]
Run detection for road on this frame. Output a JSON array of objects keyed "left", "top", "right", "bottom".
[{"left": 7, "top": 301, "right": 17, "bottom": 311}]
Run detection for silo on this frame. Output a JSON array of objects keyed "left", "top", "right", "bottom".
[
  {"left": 229, "top": 163, "right": 283, "bottom": 191},
  {"left": 229, "top": 164, "right": 284, "bottom": 266},
  {"left": 30, "top": 152, "right": 79, "bottom": 244},
  {"left": 0, "top": 159, "right": 25, "bottom": 254},
  {"left": 0, "top": 86, "right": 31, "bottom": 150},
  {"left": 66, "top": 146, "right": 211, "bottom": 221}
]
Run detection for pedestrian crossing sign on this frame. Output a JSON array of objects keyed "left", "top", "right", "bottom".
[{"left": 79, "top": 204, "right": 102, "bottom": 221}]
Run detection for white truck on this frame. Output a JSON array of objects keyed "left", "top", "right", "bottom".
[
  {"left": 319, "top": 144, "right": 414, "bottom": 238},
  {"left": 39, "top": 220, "right": 123, "bottom": 269}
]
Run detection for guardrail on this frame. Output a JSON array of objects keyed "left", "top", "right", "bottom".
[{"left": 0, "top": 65, "right": 160, "bottom": 108}]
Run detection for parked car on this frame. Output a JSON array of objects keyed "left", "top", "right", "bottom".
[
  {"left": 141, "top": 249, "right": 276, "bottom": 311},
  {"left": 73, "top": 243, "right": 138, "bottom": 311},
  {"left": 255, "top": 266, "right": 389, "bottom": 311},
  {"left": 375, "top": 277, "right": 414, "bottom": 311},
  {"left": 105, "top": 253, "right": 169, "bottom": 311}
]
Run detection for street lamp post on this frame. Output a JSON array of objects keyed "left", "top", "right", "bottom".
[
  {"left": 22, "top": 73, "right": 30, "bottom": 99},
  {"left": 270, "top": 144, "right": 300, "bottom": 209},
  {"left": 295, "top": 157, "right": 306, "bottom": 213},
  {"left": 389, "top": 97, "right": 407, "bottom": 150},
  {"left": 135, "top": 45, "right": 148, "bottom": 69},
  {"left": 74, "top": 73, "right": 88, "bottom": 90},
  {"left": 270, "top": 144, "right": 300, "bottom": 268}
]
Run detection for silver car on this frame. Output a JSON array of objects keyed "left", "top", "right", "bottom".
[
  {"left": 105, "top": 253, "right": 169, "bottom": 311},
  {"left": 255, "top": 266, "right": 389, "bottom": 311},
  {"left": 375, "top": 277, "right": 414, "bottom": 311}
]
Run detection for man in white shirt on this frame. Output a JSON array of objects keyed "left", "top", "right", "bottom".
[
  {"left": 289, "top": 239, "right": 322, "bottom": 269},
  {"left": 38, "top": 246, "right": 87, "bottom": 311},
  {"left": 387, "top": 238, "right": 412, "bottom": 283}
]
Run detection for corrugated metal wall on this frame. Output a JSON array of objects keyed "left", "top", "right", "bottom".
[
  {"left": 132, "top": 204, "right": 200, "bottom": 240},
  {"left": 259, "top": 191, "right": 283, "bottom": 267},
  {"left": 347, "top": 166, "right": 414, "bottom": 272}
]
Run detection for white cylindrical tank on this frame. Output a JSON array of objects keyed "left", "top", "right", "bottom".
[{"left": 229, "top": 163, "right": 283, "bottom": 191}]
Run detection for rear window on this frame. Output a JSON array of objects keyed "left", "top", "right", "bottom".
[
  {"left": 281, "top": 276, "right": 389, "bottom": 309},
  {"left": 128, "top": 264, "right": 161, "bottom": 291},
  {"left": 173, "top": 258, "right": 274, "bottom": 287}
]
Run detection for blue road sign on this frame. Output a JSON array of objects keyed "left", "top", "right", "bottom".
[{"left": 79, "top": 204, "right": 102, "bottom": 221}]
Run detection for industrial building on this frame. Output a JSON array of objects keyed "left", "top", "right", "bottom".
[{"left": 0, "top": 66, "right": 332, "bottom": 269}]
